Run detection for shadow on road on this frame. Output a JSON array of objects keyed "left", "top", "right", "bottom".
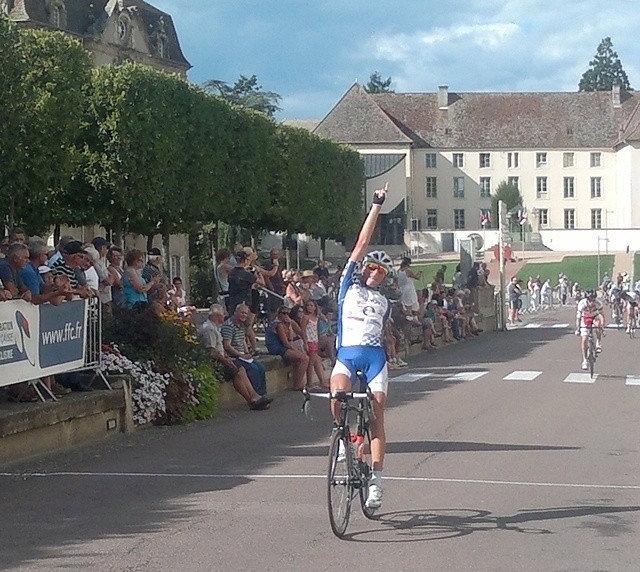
[{"left": 344, "top": 504, "right": 640, "bottom": 542}]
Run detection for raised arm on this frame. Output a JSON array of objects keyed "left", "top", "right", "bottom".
[{"left": 349, "top": 183, "right": 388, "bottom": 263}]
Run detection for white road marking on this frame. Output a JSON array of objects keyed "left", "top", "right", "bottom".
[
  {"left": 626, "top": 375, "right": 640, "bottom": 386},
  {"left": 523, "top": 323, "right": 541, "bottom": 328},
  {"left": 503, "top": 370, "right": 542, "bottom": 381},
  {"left": 1, "top": 471, "right": 640, "bottom": 491},
  {"left": 390, "top": 373, "right": 433, "bottom": 383},
  {"left": 445, "top": 371, "right": 487, "bottom": 382},
  {"left": 552, "top": 323, "right": 570, "bottom": 328},
  {"left": 564, "top": 373, "right": 597, "bottom": 383}
]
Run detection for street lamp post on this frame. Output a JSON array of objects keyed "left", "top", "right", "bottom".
[{"left": 597, "top": 236, "right": 609, "bottom": 286}]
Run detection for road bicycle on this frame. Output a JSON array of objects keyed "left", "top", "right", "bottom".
[
  {"left": 301, "top": 372, "right": 377, "bottom": 538},
  {"left": 585, "top": 326, "right": 600, "bottom": 378}
]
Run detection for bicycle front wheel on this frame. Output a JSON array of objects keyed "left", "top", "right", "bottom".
[
  {"left": 588, "top": 341, "right": 596, "bottom": 378},
  {"left": 327, "top": 429, "right": 352, "bottom": 538},
  {"left": 358, "top": 430, "right": 378, "bottom": 520}
]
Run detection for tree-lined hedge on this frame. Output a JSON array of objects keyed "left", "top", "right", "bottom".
[{"left": 0, "top": 19, "right": 364, "bottom": 245}]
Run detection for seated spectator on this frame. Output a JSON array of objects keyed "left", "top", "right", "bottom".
[
  {"left": 0, "top": 277, "right": 11, "bottom": 301},
  {"left": 221, "top": 303, "right": 269, "bottom": 398},
  {"left": 288, "top": 304, "right": 308, "bottom": 352},
  {"left": 0, "top": 236, "right": 9, "bottom": 259},
  {"left": 265, "top": 305, "right": 309, "bottom": 391},
  {"left": 432, "top": 295, "right": 455, "bottom": 343},
  {"left": 122, "top": 248, "right": 159, "bottom": 311},
  {"left": 300, "top": 300, "right": 329, "bottom": 390},
  {"left": 199, "top": 304, "right": 272, "bottom": 410},
  {"left": 0, "top": 242, "right": 32, "bottom": 302},
  {"left": 8, "top": 227, "right": 27, "bottom": 244},
  {"left": 80, "top": 247, "right": 101, "bottom": 295}
]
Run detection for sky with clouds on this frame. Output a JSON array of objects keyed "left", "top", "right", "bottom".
[{"left": 152, "top": 0, "right": 640, "bottom": 121}]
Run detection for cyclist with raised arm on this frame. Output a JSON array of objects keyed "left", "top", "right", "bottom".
[
  {"left": 575, "top": 290, "right": 604, "bottom": 370},
  {"left": 330, "top": 182, "right": 392, "bottom": 510}
]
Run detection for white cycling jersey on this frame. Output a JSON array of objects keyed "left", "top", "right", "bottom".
[
  {"left": 336, "top": 260, "right": 389, "bottom": 347},
  {"left": 576, "top": 298, "right": 603, "bottom": 326}
]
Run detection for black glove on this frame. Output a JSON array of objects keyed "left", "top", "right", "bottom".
[{"left": 372, "top": 191, "right": 386, "bottom": 205}]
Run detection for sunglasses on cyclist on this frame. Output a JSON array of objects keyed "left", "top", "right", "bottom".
[{"left": 365, "top": 262, "right": 389, "bottom": 276}]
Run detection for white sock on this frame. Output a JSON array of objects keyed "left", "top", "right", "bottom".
[{"left": 370, "top": 470, "right": 383, "bottom": 486}]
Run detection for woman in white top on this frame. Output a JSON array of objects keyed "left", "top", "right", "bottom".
[
  {"left": 397, "top": 257, "right": 422, "bottom": 317},
  {"left": 300, "top": 300, "right": 328, "bottom": 389}
]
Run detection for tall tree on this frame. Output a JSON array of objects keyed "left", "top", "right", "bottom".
[
  {"left": 491, "top": 181, "right": 523, "bottom": 230},
  {"left": 202, "top": 74, "right": 281, "bottom": 116},
  {"left": 364, "top": 71, "right": 394, "bottom": 93},
  {"left": 578, "top": 37, "right": 631, "bottom": 92}
]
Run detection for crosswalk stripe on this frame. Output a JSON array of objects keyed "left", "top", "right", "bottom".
[
  {"left": 552, "top": 323, "right": 570, "bottom": 328},
  {"left": 445, "top": 371, "right": 488, "bottom": 382},
  {"left": 390, "top": 373, "right": 433, "bottom": 383},
  {"left": 523, "top": 323, "right": 542, "bottom": 328},
  {"left": 503, "top": 371, "right": 542, "bottom": 381},
  {"left": 625, "top": 376, "right": 640, "bottom": 386},
  {"left": 564, "top": 373, "right": 597, "bottom": 384}
]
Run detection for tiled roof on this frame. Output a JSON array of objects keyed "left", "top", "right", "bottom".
[
  {"left": 313, "top": 83, "right": 423, "bottom": 146},
  {"left": 315, "top": 83, "right": 640, "bottom": 150}
]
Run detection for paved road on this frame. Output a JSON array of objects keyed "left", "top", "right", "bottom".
[{"left": 1, "top": 305, "right": 639, "bottom": 571}]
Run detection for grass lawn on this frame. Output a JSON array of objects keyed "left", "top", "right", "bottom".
[
  {"left": 411, "top": 261, "right": 456, "bottom": 290},
  {"left": 515, "top": 255, "right": 614, "bottom": 290}
]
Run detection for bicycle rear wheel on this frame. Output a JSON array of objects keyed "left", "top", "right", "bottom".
[
  {"left": 358, "top": 430, "right": 378, "bottom": 520},
  {"left": 327, "top": 429, "right": 352, "bottom": 538},
  {"left": 588, "top": 340, "right": 595, "bottom": 378}
]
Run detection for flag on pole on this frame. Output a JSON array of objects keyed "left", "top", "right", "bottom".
[
  {"left": 480, "top": 208, "right": 491, "bottom": 227},
  {"left": 517, "top": 207, "right": 528, "bottom": 226}
]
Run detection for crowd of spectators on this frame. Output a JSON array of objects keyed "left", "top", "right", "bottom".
[
  {"left": 0, "top": 228, "right": 195, "bottom": 402},
  {"left": 2, "top": 229, "right": 488, "bottom": 406}
]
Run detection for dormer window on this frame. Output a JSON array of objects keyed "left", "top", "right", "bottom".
[
  {"left": 49, "top": 0, "right": 67, "bottom": 29},
  {"left": 157, "top": 36, "right": 166, "bottom": 58},
  {"left": 117, "top": 14, "right": 132, "bottom": 46}
]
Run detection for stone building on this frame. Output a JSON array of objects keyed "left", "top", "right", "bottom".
[{"left": 314, "top": 83, "right": 640, "bottom": 253}]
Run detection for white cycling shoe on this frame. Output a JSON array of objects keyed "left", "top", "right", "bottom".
[
  {"left": 365, "top": 483, "right": 383, "bottom": 509},
  {"left": 581, "top": 360, "right": 588, "bottom": 370}
]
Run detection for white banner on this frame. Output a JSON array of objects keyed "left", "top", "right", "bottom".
[{"left": 0, "top": 299, "right": 88, "bottom": 387}]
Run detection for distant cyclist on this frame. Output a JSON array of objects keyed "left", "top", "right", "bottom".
[
  {"left": 622, "top": 290, "right": 639, "bottom": 333},
  {"left": 575, "top": 290, "right": 604, "bottom": 370},
  {"left": 330, "top": 182, "right": 392, "bottom": 510}
]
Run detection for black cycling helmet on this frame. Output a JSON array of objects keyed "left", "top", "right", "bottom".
[{"left": 586, "top": 290, "right": 597, "bottom": 300}]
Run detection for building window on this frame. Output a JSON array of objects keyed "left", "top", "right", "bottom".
[
  {"left": 507, "top": 176, "right": 519, "bottom": 189},
  {"left": 157, "top": 36, "right": 167, "bottom": 58},
  {"left": 454, "top": 209, "right": 465, "bottom": 229},
  {"left": 425, "top": 177, "right": 437, "bottom": 198},
  {"left": 538, "top": 208, "right": 549, "bottom": 229},
  {"left": 564, "top": 209, "right": 575, "bottom": 229},
  {"left": 426, "top": 209, "right": 438, "bottom": 229},
  {"left": 453, "top": 177, "right": 465, "bottom": 198},
  {"left": 49, "top": 0, "right": 67, "bottom": 28},
  {"left": 479, "top": 153, "right": 491, "bottom": 168},
  {"left": 591, "top": 177, "right": 602, "bottom": 198},
  {"left": 425, "top": 153, "right": 437, "bottom": 168},
  {"left": 507, "top": 152, "right": 519, "bottom": 168},
  {"left": 536, "top": 152, "right": 547, "bottom": 167},
  {"left": 563, "top": 152, "right": 574, "bottom": 168},
  {"left": 479, "top": 177, "right": 491, "bottom": 198},
  {"left": 536, "top": 177, "right": 548, "bottom": 199},
  {"left": 411, "top": 218, "right": 422, "bottom": 231},
  {"left": 591, "top": 209, "right": 602, "bottom": 229},
  {"left": 453, "top": 153, "right": 464, "bottom": 168},
  {"left": 563, "top": 177, "right": 575, "bottom": 198},
  {"left": 117, "top": 14, "right": 132, "bottom": 45},
  {"left": 590, "top": 152, "right": 602, "bottom": 167}
]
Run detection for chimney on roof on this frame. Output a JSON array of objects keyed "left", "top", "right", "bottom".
[
  {"left": 438, "top": 85, "right": 449, "bottom": 110},
  {"left": 612, "top": 82, "right": 621, "bottom": 108}
]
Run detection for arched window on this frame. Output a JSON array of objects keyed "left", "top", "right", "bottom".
[
  {"left": 117, "top": 14, "right": 131, "bottom": 46},
  {"left": 49, "top": 0, "right": 67, "bottom": 29}
]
